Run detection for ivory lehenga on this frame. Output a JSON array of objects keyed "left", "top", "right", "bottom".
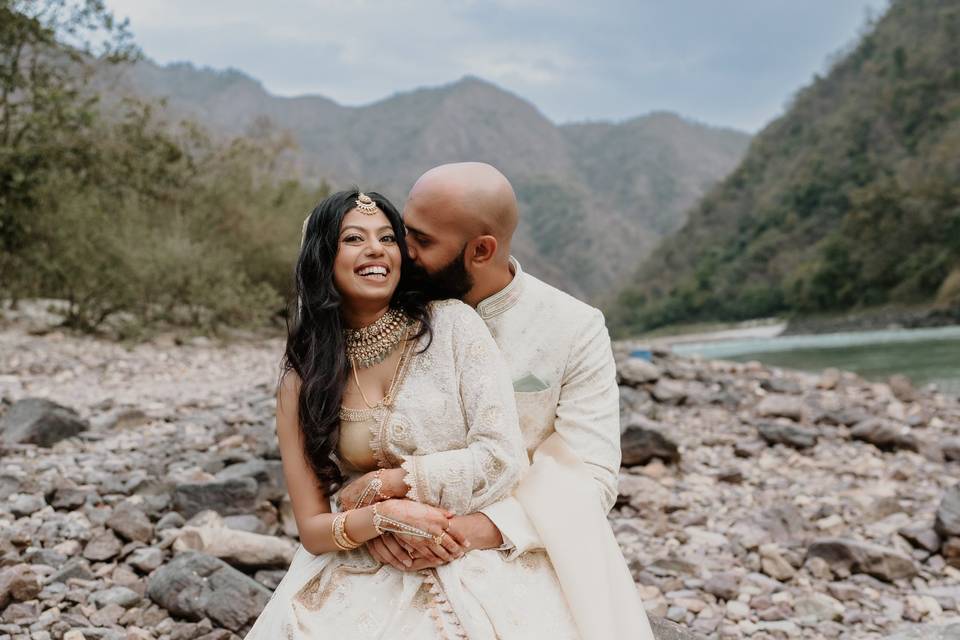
[{"left": 244, "top": 300, "right": 580, "bottom": 639}]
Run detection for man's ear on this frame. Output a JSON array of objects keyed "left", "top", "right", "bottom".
[{"left": 468, "top": 235, "right": 498, "bottom": 266}]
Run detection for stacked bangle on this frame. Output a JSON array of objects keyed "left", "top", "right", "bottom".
[{"left": 332, "top": 512, "right": 362, "bottom": 551}]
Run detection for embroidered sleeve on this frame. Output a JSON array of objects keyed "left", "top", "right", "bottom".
[{"left": 400, "top": 303, "right": 527, "bottom": 514}]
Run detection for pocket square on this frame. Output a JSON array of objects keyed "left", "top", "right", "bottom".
[{"left": 513, "top": 373, "right": 549, "bottom": 392}]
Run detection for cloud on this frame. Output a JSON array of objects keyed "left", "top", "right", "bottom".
[{"left": 105, "top": 0, "right": 889, "bottom": 132}]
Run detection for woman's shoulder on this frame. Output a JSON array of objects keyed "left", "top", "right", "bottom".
[{"left": 425, "top": 299, "right": 486, "bottom": 334}]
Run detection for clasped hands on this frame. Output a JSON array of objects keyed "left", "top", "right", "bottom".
[{"left": 338, "top": 469, "right": 503, "bottom": 571}]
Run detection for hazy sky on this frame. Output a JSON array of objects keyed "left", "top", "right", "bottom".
[{"left": 104, "top": 0, "right": 889, "bottom": 133}]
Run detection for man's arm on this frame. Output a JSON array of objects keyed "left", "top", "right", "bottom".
[{"left": 477, "top": 308, "right": 622, "bottom": 558}]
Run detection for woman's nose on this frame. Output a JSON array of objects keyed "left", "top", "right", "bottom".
[{"left": 365, "top": 238, "right": 385, "bottom": 255}]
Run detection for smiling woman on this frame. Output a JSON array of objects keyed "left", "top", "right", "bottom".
[{"left": 333, "top": 202, "right": 404, "bottom": 329}]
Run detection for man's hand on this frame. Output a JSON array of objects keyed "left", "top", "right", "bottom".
[{"left": 450, "top": 512, "right": 504, "bottom": 550}]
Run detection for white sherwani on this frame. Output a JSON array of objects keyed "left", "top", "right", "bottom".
[{"left": 477, "top": 257, "right": 655, "bottom": 640}]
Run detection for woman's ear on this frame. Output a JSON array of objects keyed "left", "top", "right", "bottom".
[{"left": 468, "top": 235, "right": 498, "bottom": 266}]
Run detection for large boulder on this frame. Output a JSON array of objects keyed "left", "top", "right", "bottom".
[
  {"left": 0, "top": 398, "right": 88, "bottom": 447},
  {"left": 172, "top": 525, "right": 297, "bottom": 568},
  {"left": 173, "top": 478, "right": 259, "bottom": 519},
  {"left": 850, "top": 419, "right": 918, "bottom": 452},
  {"left": 806, "top": 538, "right": 917, "bottom": 582},
  {"left": 757, "top": 422, "right": 818, "bottom": 449},
  {"left": 147, "top": 551, "right": 271, "bottom": 632},
  {"left": 936, "top": 484, "right": 960, "bottom": 538},
  {"left": 215, "top": 460, "right": 286, "bottom": 502},
  {"left": 621, "top": 422, "right": 680, "bottom": 466}
]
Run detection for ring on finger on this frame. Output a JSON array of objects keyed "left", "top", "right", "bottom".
[{"left": 433, "top": 531, "right": 447, "bottom": 546}]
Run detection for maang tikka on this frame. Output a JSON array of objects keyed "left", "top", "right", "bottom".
[{"left": 356, "top": 193, "right": 379, "bottom": 215}]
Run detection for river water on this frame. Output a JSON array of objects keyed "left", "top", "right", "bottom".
[{"left": 670, "top": 325, "right": 960, "bottom": 397}]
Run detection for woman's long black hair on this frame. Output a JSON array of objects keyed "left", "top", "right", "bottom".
[{"left": 280, "top": 188, "right": 431, "bottom": 496}]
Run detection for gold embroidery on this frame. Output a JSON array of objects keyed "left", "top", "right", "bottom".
[{"left": 293, "top": 563, "right": 379, "bottom": 611}]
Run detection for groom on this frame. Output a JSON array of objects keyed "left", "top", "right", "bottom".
[{"left": 366, "top": 161, "right": 623, "bottom": 568}]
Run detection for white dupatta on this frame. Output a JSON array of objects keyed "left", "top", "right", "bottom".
[{"left": 514, "top": 432, "right": 656, "bottom": 640}]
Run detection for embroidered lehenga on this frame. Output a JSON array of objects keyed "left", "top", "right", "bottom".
[{"left": 244, "top": 300, "right": 580, "bottom": 639}]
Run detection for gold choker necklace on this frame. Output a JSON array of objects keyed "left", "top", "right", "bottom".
[{"left": 345, "top": 308, "right": 412, "bottom": 368}]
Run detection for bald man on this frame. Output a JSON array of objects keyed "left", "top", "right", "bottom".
[{"left": 367, "top": 162, "right": 623, "bottom": 568}]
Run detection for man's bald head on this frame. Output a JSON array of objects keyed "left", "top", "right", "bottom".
[{"left": 406, "top": 162, "right": 518, "bottom": 253}]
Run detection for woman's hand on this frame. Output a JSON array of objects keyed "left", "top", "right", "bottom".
[
  {"left": 369, "top": 499, "right": 467, "bottom": 568},
  {"left": 338, "top": 469, "right": 408, "bottom": 510}
]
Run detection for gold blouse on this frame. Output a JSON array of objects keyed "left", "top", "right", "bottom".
[{"left": 337, "top": 410, "right": 379, "bottom": 473}]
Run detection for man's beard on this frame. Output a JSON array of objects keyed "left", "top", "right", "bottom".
[{"left": 408, "top": 244, "right": 474, "bottom": 301}]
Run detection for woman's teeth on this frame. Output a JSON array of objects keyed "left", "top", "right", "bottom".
[{"left": 357, "top": 266, "right": 388, "bottom": 280}]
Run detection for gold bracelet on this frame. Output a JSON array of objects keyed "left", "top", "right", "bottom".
[
  {"left": 332, "top": 512, "right": 362, "bottom": 550},
  {"left": 371, "top": 502, "right": 434, "bottom": 540},
  {"left": 356, "top": 469, "right": 384, "bottom": 508}
]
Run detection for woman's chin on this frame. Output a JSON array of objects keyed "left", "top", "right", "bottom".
[{"left": 345, "top": 284, "right": 397, "bottom": 307}]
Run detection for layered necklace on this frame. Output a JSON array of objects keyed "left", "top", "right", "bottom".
[{"left": 344, "top": 307, "right": 413, "bottom": 369}]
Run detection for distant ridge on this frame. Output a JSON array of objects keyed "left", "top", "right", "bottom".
[{"left": 101, "top": 62, "right": 750, "bottom": 299}]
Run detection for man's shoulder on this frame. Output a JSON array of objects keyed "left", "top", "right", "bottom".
[{"left": 522, "top": 273, "right": 604, "bottom": 326}]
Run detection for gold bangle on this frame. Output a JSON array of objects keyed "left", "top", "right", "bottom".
[{"left": 332, "top": 512, "right": 361, "bottom": 550}]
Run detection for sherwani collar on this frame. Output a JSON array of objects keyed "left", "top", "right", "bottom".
[{"left": 476, "top": 256, "right": 524, "bottom": 320}]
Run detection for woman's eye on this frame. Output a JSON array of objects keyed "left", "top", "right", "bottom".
[
  {"left": 343, "top": 235, "right": 363, "bottom": 243},
  {"left": 381, "top": 234, "right": 397, "bottom": 243}
]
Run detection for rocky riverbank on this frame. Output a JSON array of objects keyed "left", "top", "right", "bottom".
[{"left": 1, "top": 321, "right": 959, "bottom": 639}]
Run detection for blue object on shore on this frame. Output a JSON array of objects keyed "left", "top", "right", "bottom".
[{"left": 630, "top": 349, "right": 653, "bottom": 361}]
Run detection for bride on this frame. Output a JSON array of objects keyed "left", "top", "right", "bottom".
[{"left": 244, "top": 189, "right": 580, "bottom": 638}]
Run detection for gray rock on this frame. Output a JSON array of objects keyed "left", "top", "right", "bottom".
[
  {"left": 621, "top": 422, "right": 681, "bottom": 466},
  {"left": 51, "top": 486, "right": 91, "bottom": 510},
  {"left": 7, "top": 492, "right": 46, "bottom": 517},
  {"left": 50, "top": 557, "right": 94, "bottom": 583},
  {"left": 943, "top": 437, "right": 960, "bottom": 462},
  {"left": 936, "top": 484, "right": 960, "bottom": 538},
  {"left": 0, "top": 564, "right": 41, "bottom": 609},
  {"left": 756, "top": 394, "right": 805, "bottom": 421},
  {"left": 649, "top": 615, "right": 706, "bottom": 640},
  {"left": 851, "top": 419, "right": 918, "bottom": 452},
  {"left": 128, "top": 546, "right": 165, "bottom": 573},
  {"left": 0, "top": 474, "right": 20, "bottom": 500},
  {"left": 173, "top": 477, "right": 259, "bottom": 519},
  {"left": 757, "top": 422, "right": 818, "bottom": 449},
  {"left": 106, "top": 502, "right": 154, "bottom": 543},
  {"left": 90, "top": 586, "right": 142, "bottom": 608},
  {"left": 147, "top": 551, "right": 271, "bottom": 632},
  {"left": 619, "top": 358, "right": 661, "bottom": 385},
  {"left": 703, "top": 572, "right": 739, "bottom": 600},
  {"left": 888, "top": 375, "right": 916, "bottom": 402},
  {"left": 215, "top": 460, "right": 286, "bottom": 502},
  {"left": 882, "top": 620, "right": 960, "bottom": 639},
  {"left": 807, "top": 537, "right": 918, "bottom": 582},
  {"left": 0, "top": 397, "right": 88, "bottom": 447},
  {"left": 83, "top": 529, "right": 123, "bottom": 561},
  {"left": 898, "top": 524, "right": 942, "bottom": 553},
  {"left": 650, "top": 379, "right": 688, "bottom": 405},
  {"left": 223, "top": 514, "right": 269, "bottom": 534}
]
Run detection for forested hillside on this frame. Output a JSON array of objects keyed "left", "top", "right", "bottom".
[
  {"left": 608, "top": 0, "right": 960, "bottom": 336},
  {"left": 102, "top": 64, "right": 749, "bottom": 299}
]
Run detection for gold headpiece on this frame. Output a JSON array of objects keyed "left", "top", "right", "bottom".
[{"left": 356, "top": 193, "right": 380, "bottom": 215}]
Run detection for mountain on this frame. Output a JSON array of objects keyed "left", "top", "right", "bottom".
[
  {"left": 607, "top": 0, "right": 960, "bottom": 335},
  {"left": 96, "top": 63, "right": 749, "bottom": 300}
]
